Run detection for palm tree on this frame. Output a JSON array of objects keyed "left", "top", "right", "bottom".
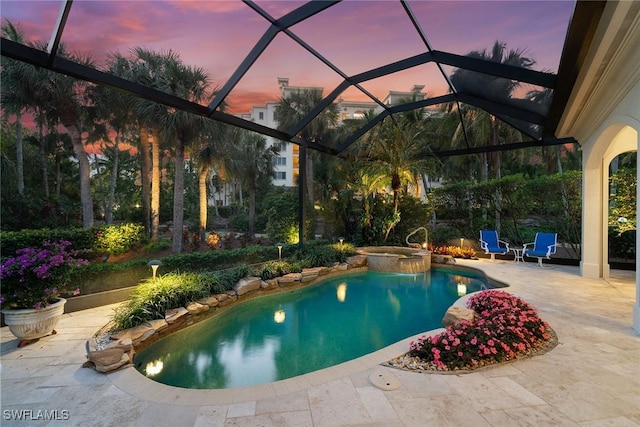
[
  {"left": 449, "top": 41, "right": 535, "bottom": 181},
  {"left": 226, "top": 129, "right": 279, "bottom": 238},
  {"left": 91, "top": 53, "right": 136, "bottom": 224},
  {"left": 41, "top": 45, "right": 97, "bottom": 228},
  {"left": 447, "top": 41, "right": 535, "bottom": 231},
  {"left": 193, "top": 125, "right": 230, "bottom": 240},
  {"left": 135, "top": 49, "right": 212, "bottom": 252},
  {"left": 349, "top": 106, "right": 437, "bottom": 240},
  {"left": 1, "top": 20, "right": 42, "bottom": 196},
  {"left": 127, "top": 49, "right": 163, "bottom": 240},
  {"left": 128, "top": 48, "right": 214, "bottom": 250},
  {"left": 526, "top": 87, "right": 563, "bottom": 174},
  {"left": 275, "top": 89, "right": 339, "bottom": 207}
]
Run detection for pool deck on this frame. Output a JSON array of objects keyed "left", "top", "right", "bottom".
[{"left": 2, "top": 259, "right": 639, "bottom": 426}]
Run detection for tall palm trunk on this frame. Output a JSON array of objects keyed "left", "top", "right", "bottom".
[
  {"left": 151, "top": 130, "right": 161, "bottom": 241},
  {"left": 15, "top": 110, "right": 24, "bottom": 195},
  {"left": 105, "top": 133, "right": 120, "bottom": 224},
  {"left": 491, "top": 120, "right": 502, "bottom": 231},
  {"left": 199, "top": 165, "right": 210, "bottom": 240},
  {"left": 139, "top": 125, "right": 152, "bottom": 236},
  {"left": 37, "top": 119, "right": 49, "bottom": 199},
  {"left": 172, "top": 139, "right": 185, "bottom": 253},
  {"left": 66, "top": 124, "right": 93, "bottom": 228},
  {"left": 94, "top": 152, "right": 106, "bottom": 219},
  {"left": 208, "top": 175, "right": 220, "bottom": 217},
  {"left": 248, "top": 181, "right": 256, "bottom": 238},
  {"left": 306, "top": 149, "right": 314, "bottom": 206},
  {"left": 55, "top": 137, "right": 62, "bottom": 198}
]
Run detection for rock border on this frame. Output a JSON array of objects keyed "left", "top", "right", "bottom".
[{"left": 84, "top": 256, "right": 368, "bottom": 373}]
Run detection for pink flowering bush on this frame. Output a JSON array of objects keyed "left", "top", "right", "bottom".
[
  {"left": 409, "top": 290, "right": 552, "bottom": 371},
  {"left": 0, "top": 240, "right": 86, "bottom": 310}
]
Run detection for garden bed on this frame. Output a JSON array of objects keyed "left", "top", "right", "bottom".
[{"left": 383, "top": 290, "right": 557, "bottom": 373}]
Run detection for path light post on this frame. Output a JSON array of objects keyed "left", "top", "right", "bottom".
[
  {"left": 147, "top": 260, "right": 162, "bottom": 279},
  {"left": 276, "top": 243, "right": 283, "bottom": 261},
  {"left": 339, "top": 237, "right": 344, "bottom": 248}
]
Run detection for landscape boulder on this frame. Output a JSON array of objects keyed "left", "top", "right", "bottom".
[
  {"left": 442, "top": 306, "right": 476, "bottom": 327},
  {"left": 234, "top": 276, "right": 262, "bottom": 296}
]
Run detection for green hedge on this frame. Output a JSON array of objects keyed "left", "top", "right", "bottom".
[
  {"left": 109, "top": 242, "right": 356, "bottom": 330},
  {"left": 0, "top": 228, "right": 96, "bottom": 257},
  {"left": 428, "top": 171, "right": 582, "bottom": 256},
  {"left": 0, "top": 223, "right": 146, "bottom": 258}
]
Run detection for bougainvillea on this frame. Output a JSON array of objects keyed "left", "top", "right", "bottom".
[
  {"left": 0, "top": 240, "right": 85, "bottom": 310},
  {"left": 409, "top": 290, "right": 552, "bottom": 371}
]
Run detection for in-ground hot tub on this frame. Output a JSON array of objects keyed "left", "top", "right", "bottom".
[{"left": 358, "top": 246, "right": 431, "bottom": 273}]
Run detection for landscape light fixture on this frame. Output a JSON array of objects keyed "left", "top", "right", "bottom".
[
  {"left": 147, "top": 260, "right": 162, "bottom": 279},
  {"left": 276, "top": 243, "right": 283, "bottom": 261}
]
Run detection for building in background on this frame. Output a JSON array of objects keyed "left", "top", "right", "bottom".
[{"left": 211, "top": 78, "right": 438, "bottom": 206}]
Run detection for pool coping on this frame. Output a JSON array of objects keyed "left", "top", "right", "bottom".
[
  {"left": 107, "top": 327, "right": 445, "bottom": 405},
  {"left": 108, "top": 262, "right": 500, "bottom": 403}
]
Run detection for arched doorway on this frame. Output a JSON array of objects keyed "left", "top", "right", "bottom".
[
  {"left": 582, "top": 125, "right": 637, "bottom": 279},
  {"left": 554, "top": 1, "right": 640, "bottom": 333},
  {"left": 582, "top": 122, "right": 639, "bottom": 333},
  {"left": 607, "top": 152, "right": 636, "bottom": 269}
]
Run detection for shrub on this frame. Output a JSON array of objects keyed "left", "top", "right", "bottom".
[
  {"left": 108, "top": 241, "right": 358, "bottom": 330},
  {"left": 161, "top": 245, "right": 276, "bottom": 272},
  {"left": 213, "top": 265, "right": 254, "bottom": 291},
  {"left": 429, "top": 245, "right": 476, "bottom": 259},
  {"left": 206, "top": 232, "right": 221, "bottom": 249},
  {"left": 111, "top": 272, "right": 205, "bottom": 330},
  {"left": 256, "top": 260, "right": 302, "bottom": 280},
  {"left": 409, "top": 290, "right": 552, "bottom": 371},
  {"left": 293, "top": 241, "right": 356, "bottom": 267},
  {"left": 143, "top": 237, "right": 171, "bottom": 253},
  {"left": 0, "top": 228, "right": 96, "bottom": 257},
  {"left": 1, "top": 224, "right": 146, "bottom": 259},
  {"left": 94, "top": 223, "right": 145, "bottom": 256}
]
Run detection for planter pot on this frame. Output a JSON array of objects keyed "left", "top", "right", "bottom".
[{"left": 1, "top": 298, "right": 66, "bottom": 341}]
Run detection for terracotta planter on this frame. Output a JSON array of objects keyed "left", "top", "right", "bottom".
[{"left": 1, "top": 298, "right": 66, "bottom": 340}]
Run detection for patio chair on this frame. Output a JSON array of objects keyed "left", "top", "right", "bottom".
[
  {"left": 479, "top": 230, "right": 510, "bottom": 261},
  {"left": 523, "top": 232, "right": 557, "bottom": 267}
]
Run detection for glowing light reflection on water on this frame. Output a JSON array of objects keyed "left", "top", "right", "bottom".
[{"left": 135, "top": 269, "right": 491, "bottom": 389}]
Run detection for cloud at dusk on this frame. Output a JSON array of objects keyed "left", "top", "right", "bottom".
[{"left": 1, "top": 1, "right": 575, "bottom": 113}]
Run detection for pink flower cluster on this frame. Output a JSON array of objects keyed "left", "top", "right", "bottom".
[
  {"left": 409, "top": 290, "right": 552, "bottom": 371},
  {"left": 0, "top": 240, "right": 86, "bottom": 310}
]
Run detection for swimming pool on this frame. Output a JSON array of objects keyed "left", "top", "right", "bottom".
[{"left": 135, "top": 268, "right": 494, "bottom": 389}]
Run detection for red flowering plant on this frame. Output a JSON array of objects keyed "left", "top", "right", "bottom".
[
  {"left": 409, "top": 290, "right": 553, "bottom": 371},
  {"left": 0, "top": 240, "right": 86, "bottom": 310}
]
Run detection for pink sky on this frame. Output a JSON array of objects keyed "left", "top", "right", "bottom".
[{"left": 1, "top": 0, "right": 575, "bottom": 114}]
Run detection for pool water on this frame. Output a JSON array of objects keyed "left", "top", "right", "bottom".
[{"left": 135, "top": 268, "right": 491, "bottom": 389}]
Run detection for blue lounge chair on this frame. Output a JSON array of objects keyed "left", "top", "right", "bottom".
[
  {"left": 479, "top": 230, "right": 510, "bottom": 261},
  {"left": 523, "top": 232, "right": 557, "bottom": 267}
]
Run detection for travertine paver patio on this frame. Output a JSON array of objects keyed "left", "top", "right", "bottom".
[{"left": 1, "top": 259, "right": 639, "bottom": 426}]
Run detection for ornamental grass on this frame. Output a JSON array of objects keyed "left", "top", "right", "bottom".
[{"left": 408, "top": 290, "right": 553, "bottom": 371}]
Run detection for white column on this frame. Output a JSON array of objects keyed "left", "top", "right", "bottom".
[
  {"left": 602, "top": 159, "right": 611, "bottom": 279},
  {"left": 633, "top": 146, "right": 640, "bottom": 334},
  {"left": 581, "top": 161, "right": 604, "bottom": 278}
]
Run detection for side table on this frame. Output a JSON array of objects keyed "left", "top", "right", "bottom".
[{"left": 511, "top": 247, "right": 524, "bottom": 263}]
